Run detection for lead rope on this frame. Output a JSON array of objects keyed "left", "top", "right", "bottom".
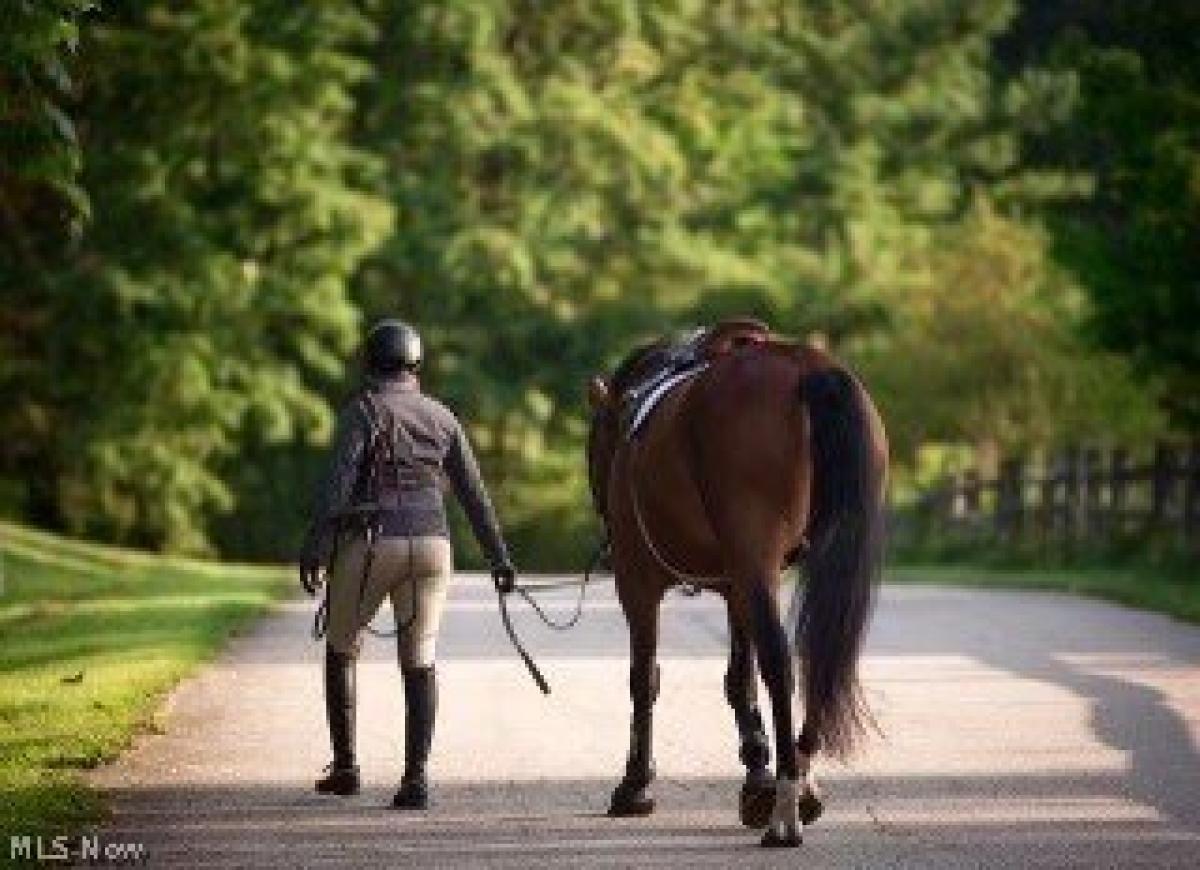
[
  {"left": 498, "top": 589, "right": 551, "bottom": 695},
  {"left": 311, "top": 527, "right": 339, "bottom": 641},
  {"left": 359, "top": 521, "right": 420, "bottom": 640},
  {"left": 496, "top": 537, "right": 611, "bottom": 695},
  {"left": 514, "top": 535, "right": 606, "bottom": 630}
]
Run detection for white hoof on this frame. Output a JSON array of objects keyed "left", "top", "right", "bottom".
[
  {"left": 799, "top": 759, "right": 823, "bottom": 824},
  {"left": 762, "top": 777, "right": 801, "bottom": 846}
]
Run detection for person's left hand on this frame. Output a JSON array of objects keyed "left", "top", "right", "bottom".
[{"left": 299, "top": 562, "right": 325, "bottom": 597}]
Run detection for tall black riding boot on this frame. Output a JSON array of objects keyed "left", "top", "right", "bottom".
[
  {"left": 393, "top": 666, "right": 436, "bottom": 810},
  {"left": 315, "top": 648, "right": 360, "bottom": 795}
]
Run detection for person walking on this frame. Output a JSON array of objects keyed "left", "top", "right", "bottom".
[{"left": 298, "top": 319, "right": 516, "bottom": 810}]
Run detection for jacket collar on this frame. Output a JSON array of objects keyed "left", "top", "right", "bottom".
[{"left": 367, "top": 372, "right": 420, "bottom": 394}]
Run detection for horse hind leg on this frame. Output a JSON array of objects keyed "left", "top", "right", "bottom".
[
  {"left": 608, "top": 604, "right": 661, "bottom": 817},
  {"left": 795, "top": 720, "right": 824, "bottom": 825},
  {"left": 740, "top": 573, "right": 802, "bottom": 848},
  {"left": 725, "top": 613, "right": 773, "bottom": 828}
]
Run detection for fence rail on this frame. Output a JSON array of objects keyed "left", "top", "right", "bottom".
[{"left": 900, "top": 442, "right": 1200, "bottom": 553}]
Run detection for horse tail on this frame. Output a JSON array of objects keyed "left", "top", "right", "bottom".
[{"left": 796, "top": 366, "right": 885, "bottom": 757}]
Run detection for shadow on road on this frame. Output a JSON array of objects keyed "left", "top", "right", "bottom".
[
  {"left": 870, "top": 588, "right": 1200, "bottom": 832},
  {"left": 91, "top": 774, "right": 1194, "bottom": 869}
]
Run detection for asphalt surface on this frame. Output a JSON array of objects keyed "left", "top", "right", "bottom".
[{"left": 90, "top": 578, "right": 1200, "bottom": 868}]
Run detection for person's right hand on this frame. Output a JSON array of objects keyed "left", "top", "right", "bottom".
[{"left": 491, "top": 562, "right": 516, "bottom": 595}]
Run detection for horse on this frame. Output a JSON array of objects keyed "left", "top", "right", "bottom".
[{"left": 585, "top": 319, "right": 888, "bottom": 848}]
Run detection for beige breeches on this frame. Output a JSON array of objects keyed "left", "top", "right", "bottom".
[{"left": 326, "top": 534, "right": 453, "bottom": 668}]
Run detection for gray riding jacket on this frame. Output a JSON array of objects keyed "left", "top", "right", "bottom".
[{"left": 300, "top": 374, "right": 509, "bottom": 569}]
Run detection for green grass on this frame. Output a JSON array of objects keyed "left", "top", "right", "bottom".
[
  {"left": 887, "top": 562, "right": 1200, "bottom": 625},
  {"left": 0, "top": 522, "right": 291, "bottom": 840}
]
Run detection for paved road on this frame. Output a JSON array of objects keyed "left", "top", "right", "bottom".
[{"left": 92, "top": 579, "right": 1200, "bottom": 868}]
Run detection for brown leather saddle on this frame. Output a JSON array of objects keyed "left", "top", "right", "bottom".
[{"left": 620, "top": 318, "right": 770, "bottom": 436}]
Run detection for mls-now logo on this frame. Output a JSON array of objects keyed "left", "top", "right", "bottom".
[{"left": 10, "top": 835, "right": 147, "bottom": 864}]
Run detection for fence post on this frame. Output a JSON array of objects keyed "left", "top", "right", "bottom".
[
  {"left": 1184, "top": 441, "right": 1200, "bottom": 550},
  {"left": 963, "top": 469, "right": 982, "bottom": 519},
  {"left": 1111, "top": 448, "right": 1130, "bottom": 538},
  {"left": 1150, "top": 442, "right": 1176, "bottom": 529},
  {"left": 1063, "top": 445, "right": 1081, "bottom": 553},
  {"left": 996, "top": 456, "right": 1025, "bottom": 543},
  {"left": 1082, "top": 447, "right": 1102, "bottom": 541},
  {"left": 948, "top": 472, "right": 965, "bottom": 521},
  {"left": 1036, "top": 453, "right": 1056, "bottom": 542}
]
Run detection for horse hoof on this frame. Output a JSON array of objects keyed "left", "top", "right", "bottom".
[
  {"left": 608, "top": 785, "right": 655, "bottom": 817},
  {"left": 738, "top": 781, "right": 775, "bottom": 828},
  {"left": 760, "top": 828, "right": 802, "bottom": 848},
  {"left": 798, "top": 788, "right": 824, "bottom": 825}
]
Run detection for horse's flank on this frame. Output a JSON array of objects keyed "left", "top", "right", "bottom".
[{"left": 593, "top": 330, "right": 840, "bottom": 578}]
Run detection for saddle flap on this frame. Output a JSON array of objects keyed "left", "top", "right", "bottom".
[
  {"left": 624, "top": 362, "right": 709, "bottom": 437},
  {"left": 614, "top": 318, "right": 772, "bottom": 439}
]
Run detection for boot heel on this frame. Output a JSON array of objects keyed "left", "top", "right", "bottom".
[
  {"left": 392, "top": 778, "right": 429, "bottom": 810},
  {"left": 316, "top": 765, "right": 361, "bottom": 796}
]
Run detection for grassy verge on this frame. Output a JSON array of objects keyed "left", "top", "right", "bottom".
[
  {"left": 0, "top": 522, "right": 291, "bottom": 840},
  {"left": 887, "top": 561, "right": 1199, "bottom": 625}
]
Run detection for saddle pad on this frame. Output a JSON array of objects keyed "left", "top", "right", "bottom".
[{"left": 628, "top": 362, "right": 709, "bottom": 436}]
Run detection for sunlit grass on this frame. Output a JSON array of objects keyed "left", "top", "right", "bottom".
[{"left": 0, "top": 522, "right": 291, "bottom": 838}]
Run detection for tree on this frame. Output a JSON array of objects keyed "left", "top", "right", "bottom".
[
  {"left": 350, "top": 0, "right": 1102, "bottom": 564},
  {"left": 0, "top": 0, "right": 92, "bottom": 233},
  {"left": 855, "top": 198, "right": 1161, "bottom": 461},
  {"left": 6, "top": 1, "right": 392, "bottom": 551},
  {"left": 0, "top": 0, "right": 93, "bottom": 518},
  {"left": 3, "top": 0, "right": 1168, "bottom": 562},
  {"left": 1001, "top": 0, "right": 1200, "bottom": 427}
]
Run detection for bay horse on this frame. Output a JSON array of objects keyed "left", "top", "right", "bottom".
[{"left": 585, "top": 319, "right": 887, "bottom": 848}]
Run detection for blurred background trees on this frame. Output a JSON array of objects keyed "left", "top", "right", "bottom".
[
  {"left": 1, "top": 0, "right": 1192, "bottom": 564},
  {"left": 2, "top": 0, "right": 94, "bottom": 526},
  {"left": 3, "top": 1, "right": 391, "bottom": 552},
  {"left": 999, "top": 0, "right": 1200, "bottom": 428}
]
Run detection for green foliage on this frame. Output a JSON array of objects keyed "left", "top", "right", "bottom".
[
  {"left": 1, "top": 1, "right": 94, "bottom": 525},
  {"left": 0, "top": 0, "right": 1188, "bottom": 563},
  {"left": 2, "top": 2, "right": 392, "bottom": 552},
  {"left": 350, "top": 0, "right": 1134, "bottom": 563},
  {"left": 1003, "top": 0, "right": 1200, "bottom": 427},
  {"left": 0, "top": 0, "right": 93, "bottom": 230},
  {"left": 855, "top": 198, "right": 1162, "bottom": 460}
]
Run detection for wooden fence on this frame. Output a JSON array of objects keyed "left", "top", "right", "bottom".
[{"left": 900, "top": 442, "right": 1200, "bottom": 553}]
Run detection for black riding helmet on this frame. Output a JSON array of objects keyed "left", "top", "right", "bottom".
[{"left": 365, "top": 319, "right": 422, "bottom": 376}]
